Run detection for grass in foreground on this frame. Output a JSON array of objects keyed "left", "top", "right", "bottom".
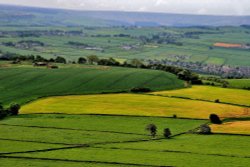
[
  {"left": 0, "top": 158, "right": 130, "bottom": 167},
  {"left": 0, "top": 114, "right": 249, "bottom": 167},
  {"left": 99, "top": 134, "right": 250, "bottom": 157},
  {"left": 8, "top": 141, "right": 250, "bottom": 167},
  {"left": 20, "top": 94, "right": 247, "bottom": 119},
  {"left": 151, "top": 85, "right": 250, "bottom": 106}
]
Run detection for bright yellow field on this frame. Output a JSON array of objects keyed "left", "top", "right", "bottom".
[
  {"left": 21, "top": 94, "right": 248, "bottom": 119},
  {"left": 211, "top": 121, "right": 250, "bottom": 135},
  {"left": 151, "top": 86, "right": 250, "bottom": 106}
]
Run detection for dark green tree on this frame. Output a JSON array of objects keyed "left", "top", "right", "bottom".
[
  {"left": 209, "top": 114, "right": 222, "bottom": 124},
  {"left": 55, "top": 56, "right": 66, "bottom": 64},
  {"left": 9, "top": 103, "right": 20, "bottom": 116},
  {"left": 163, "top": 128, "right": 172, "bottom": 138},
  {"left": 146, "top": 124, "right": 157, "bottom": 138},
  {"left": 78, "top": 57, "right": 87, "bottom": 64}
]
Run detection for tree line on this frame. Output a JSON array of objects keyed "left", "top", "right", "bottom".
[
  {"left": 0, "top": 52, "right": 67, "bottom": 64},
  {"left": 78, "top": 55, "right": 201, "bottom": 84}
]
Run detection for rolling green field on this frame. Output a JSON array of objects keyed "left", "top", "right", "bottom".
[
  {"left": 0, "top": 114, "right": 249, "bottom": 167},
  {"left": 152, "top": 86, "right": 250, "bottom": 107},
  {"left": 0, "top": 65, "right": 183, "bottom": 105}
]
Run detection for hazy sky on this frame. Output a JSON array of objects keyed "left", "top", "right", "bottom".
[{"left": 0, "top": 0, "right": 250, "bottom": 16}]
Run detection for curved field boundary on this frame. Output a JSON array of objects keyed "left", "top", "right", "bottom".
[
  {"left": 0, "top": 123, "right": 146, "bottom": 136},
  {"left": 93, "top": 146, "right": 250, "bottom": 159},
  {"left": 146, "top": 94, "right": 250, "bottom": 108},
  {"left": 19, "top": 113, "right": 207, "bottom": 120},
  {"left": 211, "top": 133, "right": 250, "bottom": 137},
  {"left": 0, "top": 138, "right": 74, "bottom": 146},
  {"left": 0, "top": 156, "right": 172, "bottom": 167}
]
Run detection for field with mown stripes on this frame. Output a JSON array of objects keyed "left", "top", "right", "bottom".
[{"left": 0, "top": 65, "right": 183, "bottom": 106}]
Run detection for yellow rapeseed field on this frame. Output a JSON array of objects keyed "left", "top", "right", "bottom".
[
  {"left": 151, "top": 86, "right": 250, "bottom": 106},
  {"left": 211, "top": 121, "right": 250, "bottom": 135},
  {"left": 20, "top": 94, "right": 248, "bottom": 119}
]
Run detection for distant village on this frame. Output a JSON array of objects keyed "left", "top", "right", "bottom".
[{"left": 148, "top": 58, "right": 250, "bottom": 78}]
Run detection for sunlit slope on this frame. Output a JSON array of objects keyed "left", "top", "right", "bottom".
[
  {"left": 151, "top": 86, "right": 250, "bottom": 106},
  {"left": 0, "top": 66, "right": 184, "bottom": 105},
  {"left": 20, "top": 94, "right": 247, "bottom": 119}
]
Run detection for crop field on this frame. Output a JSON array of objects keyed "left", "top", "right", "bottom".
[
  {"left": 0, "top": 65, "right": 183, "bottom": 105},
  {"left": 213, "top": 42, "right": 242, "bottom": 48},
  {"left": 20, "top": 93, "right": 248, "bottom": 119},
  {"left": 1, "top": 114, "right": 250, "bottom": 167},
  {"left": 151, "top": 86, "right": 250, "bottom": 107},
  {"left": 211, "top": 121, "right": 250, "bottom": 135}
]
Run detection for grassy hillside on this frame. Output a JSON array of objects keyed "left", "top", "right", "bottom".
[
  {"left": 0, "top": 65, "right": 184, "bottom": 105},
  {"left": 151, "top": 86, "right": 250, "bottom": 106},
  {"left": 20, "top": 94, "right": 247, "bottom": 119}
]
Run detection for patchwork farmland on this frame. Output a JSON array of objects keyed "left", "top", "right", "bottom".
[{"left": 0, "top": 6, "right": 250, "bottom": 166}]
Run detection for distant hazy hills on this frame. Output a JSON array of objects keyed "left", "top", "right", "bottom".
[{"left": 0, "top": 4, "right": 250, "bottom": 27}]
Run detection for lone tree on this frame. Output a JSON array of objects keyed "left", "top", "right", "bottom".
[
  {"left": 9, "top": 103, "right": 20, "bottom": 115},
  {"left": 163, "top": 128, "right": 172, "bottom": 138},
  {"left": 146, "top": 124, "right": 157, "bottom": 138},
  {"left": 214, "top": 99, "right": 220, "bottom": 103},
  {"left": 209, "top": 114, "right": 222, "bottom": 124}
]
